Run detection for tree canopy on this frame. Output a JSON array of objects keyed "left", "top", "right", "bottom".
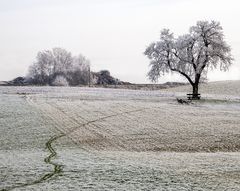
[
  {"left": 145, "top": 20, "right": 233, "bottom": 97},
  {"left": 27, "top": 48, "right": 90, "bottom": 86}
]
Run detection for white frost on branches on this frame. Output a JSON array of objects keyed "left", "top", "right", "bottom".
[
  {"left": 145, "top": 21, "right": 233, "bottom": 88},
  {"left": 27, "top": 48, "right": 90, "bottom": 86}
]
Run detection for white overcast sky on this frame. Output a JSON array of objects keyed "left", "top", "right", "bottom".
[{"left": 0, "top": 0, "right": 240, "bottom": 83}]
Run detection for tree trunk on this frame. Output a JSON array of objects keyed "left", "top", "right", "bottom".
[
  {"left": 192, "top": 83, "right": 199, "bottom": 99},
  {"left": 191, "top": 73, "right": 201, "bottom": 99}
]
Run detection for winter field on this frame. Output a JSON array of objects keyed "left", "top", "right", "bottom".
[{"left": 1, "top": 81, "right": 240, "bottom": 190}]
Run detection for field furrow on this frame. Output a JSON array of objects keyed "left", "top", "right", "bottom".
[{"left": 1, "top": 85, "right": 240, "bottom": 190}]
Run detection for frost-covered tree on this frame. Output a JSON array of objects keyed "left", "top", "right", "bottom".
[
  {"left": 67, "top": 54, "right": 90, "bottom": 86},
  {"left": 51, "top": 48, "right": 73, "bottom": 76},
  {"left": 145, "top": 21, "right": 233, "bottom": 98},
  {"left": 28, "top": 51, "right": 53, "bottom": 85},
  {"left": 28, "top": 48, "right": 72, "bottom": 84},
  {"left": 27, "top": 48, "right": 91, "bottom": 86}
]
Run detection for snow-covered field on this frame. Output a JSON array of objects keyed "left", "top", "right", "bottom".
[
  {"left": 1, "top": 81, "right": 240, "bottom": 190},
  {"left": 164, "top": 80, "right": 240, "bottom": 99}
]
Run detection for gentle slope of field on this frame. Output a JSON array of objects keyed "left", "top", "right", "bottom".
[
  {"left": 1, "top": 81, "right": 240, "bottom": 190},
  {"left": 164, "top": 80, "right": 240, "bottom": 98}
]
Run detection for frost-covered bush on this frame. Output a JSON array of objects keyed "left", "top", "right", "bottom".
[{"left": 52, "top": 75, "right": 69, "bottom": 86}]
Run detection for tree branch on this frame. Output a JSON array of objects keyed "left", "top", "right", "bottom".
[
  {"left": 171, "top": 67, "right": 194, "bottom": 86},
  {"left": 166, "top": 55, "right": 194, "bottom": 86}
]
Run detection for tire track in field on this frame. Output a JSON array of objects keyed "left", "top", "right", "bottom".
[
  {"left": 46, "top": 101, "right": 146, "bottom": 150},
  {"left": 2, "top": 95, "right": 146, "bottom": 190},
  {"left": 1, "top": 134, "right": 65, "bottom": 191},
  {"left": 1, "top": 95, "right": 66, "bottom": 191}
]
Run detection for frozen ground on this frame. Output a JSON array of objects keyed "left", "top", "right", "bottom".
[
  {"left": 164, "top": 80, "right": 240, "bottom": 100},
  {"left": 1, "top": 82, "right": 240, "bottom": 190}
]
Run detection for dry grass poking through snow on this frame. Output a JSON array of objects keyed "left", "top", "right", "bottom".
[
  {"left": 4, "top": 82, "right": 238, "bottom": 153},
  {"left": 164, "top": 80, "right": 240, "bottom": 99},
  {"left": 1, "top": 83, "right": 240, "bottom": 190}
]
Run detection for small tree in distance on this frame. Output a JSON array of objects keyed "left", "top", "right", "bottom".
[{"left": 145, "top": 21, "right": 233, "bottom": 98}]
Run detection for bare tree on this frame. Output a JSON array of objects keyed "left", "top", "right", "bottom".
[
  {"left": 28, "top": 48, "right": 72, "bottom": 84},
  {"left": 27, "top": 51, "right": 53, "bottom": 85},
  {"left": 145, "top": 21, "right": 233, "bottom": 98},
  {"left": 67, "top": 54, "right": 91, "bottom": 86},
  {"left": 51, "top": 48, "right": 73, "bottom": 76},
  {"left": 28, "top": 48, "right": 87, "bottom": 86}
]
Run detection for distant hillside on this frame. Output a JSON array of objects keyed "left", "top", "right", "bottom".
[
  {"left": 97, "top": 82, "right": 186, "bottom": 90},
  {"left": 164, "top": 80, "right": 240, "bottom": 96}
]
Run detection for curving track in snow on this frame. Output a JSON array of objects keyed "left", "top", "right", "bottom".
[{"left": 1, "top": 85, "right": 240, "bottom": 190}]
